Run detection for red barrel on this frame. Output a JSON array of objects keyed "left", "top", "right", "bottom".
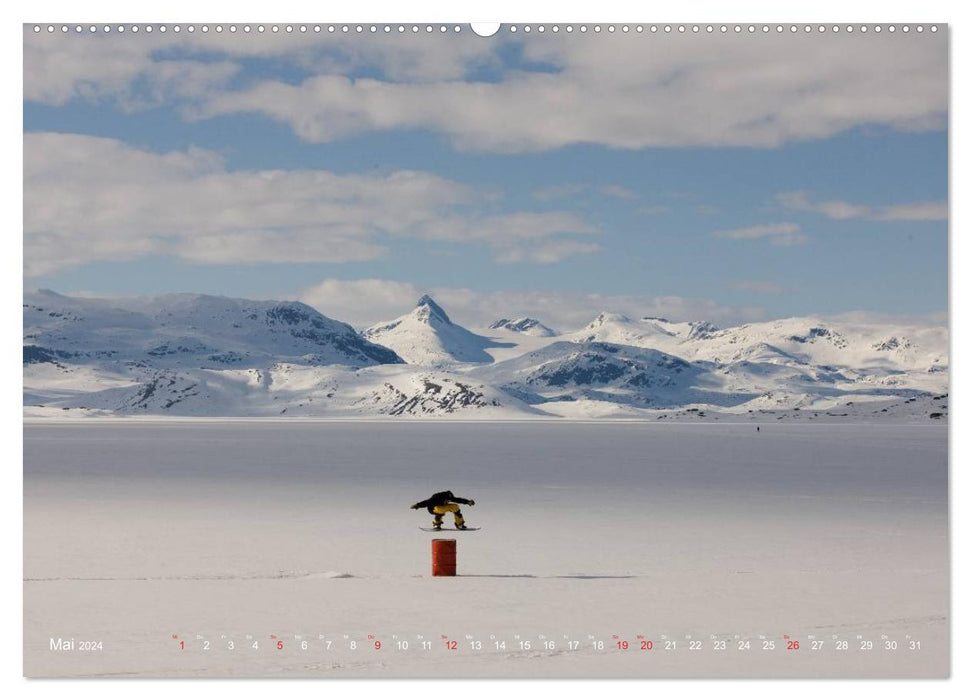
[{"left": 432, "top": 539, "right": 457, "bottom": 577}]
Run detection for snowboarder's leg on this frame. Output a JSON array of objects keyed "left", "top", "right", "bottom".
[
  {"left": 431, "top": 504, "right": 463, "bottom": 529},
  {"left": 432, "top": 505, "right": 454, "bottom": 530}
]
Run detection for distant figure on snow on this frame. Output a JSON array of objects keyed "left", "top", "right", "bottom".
[
  {"left": 411, "top": 490, "right": 475, "bottom": 530},
  {"left": 757, "top": 426, "right": 760, "bottom": 432}
]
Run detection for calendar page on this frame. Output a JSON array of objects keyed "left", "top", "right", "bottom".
[{"left": 23, "top": 22, "right": 948, "bottom": 679}]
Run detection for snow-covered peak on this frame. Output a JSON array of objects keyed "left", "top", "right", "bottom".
[
  {"left": 686, "top": 320, "right": 719, "bottom": 340},
  {"left": 572, "top": 312, "right": 678, "bottom": 346},
  {"left": 489, "top": 317, "right": 557, "bottom": 337},
  {"left": 23, "top": 290, "right": 403, "bottom": 368},
  {"left": 587, "top": 311, "right": 632, "bottom": 328},
  {"left": 414, "top": 295, "right": 452, "bottom": 325},
  {"left": 563, "top": 311, "right": 947, "bottom": 385},
  {"left": 363, "top": 298, "right": 511, "bottom": 366},
  {"left": 691, "top": 317, "right": 948, "bottom": 374},
  {"left": 472, "top": 340, "right": 704, "bottom": 409}
]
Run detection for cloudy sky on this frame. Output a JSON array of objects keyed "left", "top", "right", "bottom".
[{"left": 24, "top": 25, "right": 948, "bottom": 330}]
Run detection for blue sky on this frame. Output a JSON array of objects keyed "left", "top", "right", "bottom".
[{"left": 23, "top": 26, "right": 948, "bottom": 329}]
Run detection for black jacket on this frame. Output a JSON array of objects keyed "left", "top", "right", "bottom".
[{"left": 411, "top": 490, "right": 474, "bottom": 513}]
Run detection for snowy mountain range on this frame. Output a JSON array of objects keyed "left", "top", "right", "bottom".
[{"left": 24, "top": 290, "right": 948, "bottom": 421}]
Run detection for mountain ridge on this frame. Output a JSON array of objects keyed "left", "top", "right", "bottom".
[
  {"left": 488, "top": 317, "right": 557, "bottom": 337},
  {"left": 23, "top": 290, "right": 949, "bottom": 421}
]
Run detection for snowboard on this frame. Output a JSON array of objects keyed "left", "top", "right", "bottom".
[{"left": 420, "top": 527, "right": 481, "bottom": 532}]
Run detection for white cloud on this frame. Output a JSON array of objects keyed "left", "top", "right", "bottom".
[
  {"left": 297, "top": 279, "right": 424, "bottom": 326},
  {"left": 711, "top": 223, "right": 806, "bottom": 247},
  {"left": 875, "top": 202, "right": 948, "bottom": 221},
  {"left": 24, "top": 30, "right": 947, "bottom": 151},
  {"left": 199, "top": 33, "right": 946, "bottom": 151},
  {"left": 297, "top": 278, "right": 768, "bottom": 331},
  {"left": 24, "top": 132, "right": 597, "bottom": 275},
  {"left": 23, "top": 30, "right": 496, "bottom": 108},
  {"left": 778, "top": 191, "right": 947, "bottom": 222},
  {"left": 23, "top": 32, "right": 240, "bottom": 109}
]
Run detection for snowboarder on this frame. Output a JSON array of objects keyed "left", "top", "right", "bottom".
[{"left": 411, "top": 490, "right": 475, "bottom": 530}]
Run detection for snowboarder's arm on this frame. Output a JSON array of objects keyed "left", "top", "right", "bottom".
[
  {"left": 410, "top": 498, "right": 432, "bottom": 510},
  {"left": 451, "top": 496, "right": 475, "bottom": 506}
]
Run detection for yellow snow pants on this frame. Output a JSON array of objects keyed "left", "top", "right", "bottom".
[{"left": 432, "top": 504, "right": 465, "bottom": 527}]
